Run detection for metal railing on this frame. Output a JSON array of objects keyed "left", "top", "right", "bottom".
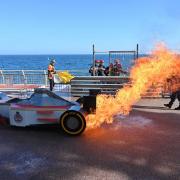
[
  {"left": 0, "top": 70, "right": 76, "bottom": 94},
  {"left": 71, "top": 76, "right": 130, "bottom": 97},
  {"left": 0, "top": 70, "right": 169, "bottom": 98},
  {"left": 0, "top": 70, "right": 45, "bottom": 85},
  {"left": 71, "top": 76, "right": 166, "bottom": 98},
  {"left": 0, "top": 70, "right": 88, "bottom": 85}
]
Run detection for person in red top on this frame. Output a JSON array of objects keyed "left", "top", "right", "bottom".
[{"left": 48, "top": 59, "right": 56, "bottom": 91}]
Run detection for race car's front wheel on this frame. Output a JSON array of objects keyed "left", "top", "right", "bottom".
[{"left": 60, "top": 110, "right": 86, "bottom": 136}]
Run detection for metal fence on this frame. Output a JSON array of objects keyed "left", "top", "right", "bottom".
[
  {"left": 0, "top": 70, "right": 74, "bottom": 94},
  {"left": 71, "top": 76, "right": 130, "bottom": 97},
  {"left": 0, "top": 70, "right": 170, "bottom": 98},
  {"left": 70, "top": 76, "right": 166, "bottom": 98},
  {"left": 91, "top": 44, "right": 139, "bottom": 75},
  {"left": 0, "top": 70, "right": 46, "bottom": 85},
  {"left": 0, "top": 70, "right": 88, "bottom": 85}
]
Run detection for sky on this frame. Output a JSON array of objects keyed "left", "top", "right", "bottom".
[{"left": 0, "top": 0, "right": 180, "bottom": 54}]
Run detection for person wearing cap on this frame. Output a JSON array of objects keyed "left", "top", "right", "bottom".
[
  {"left": 89, "top": 60, "right": 99, "bottom": 76},
  {"left": 48, "top": 59, "right": 56, "bottom": 91}
]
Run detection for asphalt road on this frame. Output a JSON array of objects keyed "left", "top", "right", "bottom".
[{"left": 0, "top": 99, "right": 180, "bottom": 180}]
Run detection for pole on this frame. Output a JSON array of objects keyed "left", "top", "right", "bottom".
[
  {"left": 136, "top": 44, "right": 139, "bottom": 59},
  {"left": 92, "top": 44, "right": 95, "bottom": 76},
  {"left": 109, "top": 51, "right": 111, "bottom": 65}
]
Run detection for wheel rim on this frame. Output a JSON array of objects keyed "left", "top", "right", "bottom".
[{"left": 66, "top": 116, "right": 80, "bottom": 130}]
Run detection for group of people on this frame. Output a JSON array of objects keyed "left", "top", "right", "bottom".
[
  {"left": 47, "top": 58, "right": 127, "bottom": 91},
  {"left": 48, "top": 58, "right": 127, "bottom": 91},
  {"left": 89, "top": 59, "right": 127, "bottom": 76}
]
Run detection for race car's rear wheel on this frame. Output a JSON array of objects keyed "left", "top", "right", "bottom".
[{"left": 60, "top": 110, "right": 86, "bottom": 136}]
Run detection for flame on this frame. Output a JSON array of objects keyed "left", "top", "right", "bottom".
[{"left": 86, "top": 44, "right": 180, "bottom": 129}]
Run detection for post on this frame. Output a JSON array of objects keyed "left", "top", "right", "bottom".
[
  {"left": 44, "top": 70, "right": 48, "bottom": 86},
  {"left": 109, "top": 52, "right": 111, "bottom": 65},
  {"left": 0, "top": 70, "right": 5, "bottom": 84},
  {"left": 22, "top": 70, "right": 26, "bottom": 85},
  {"left": 136, "top": 44, "right": 139, "bottom": 59},
  {"left": 92, "top": 44, "right": 95, "bottom": 76}
]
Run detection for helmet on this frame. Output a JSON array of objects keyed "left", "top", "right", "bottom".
[
  {"left": 99, "top": 59, "right": 104, "bottom": 63},
  {"left": 95, "top": 60, "right": 100, "bottom": 63},
  {"left": 50, "top": 59, "right": 56, "bottom": 64}
]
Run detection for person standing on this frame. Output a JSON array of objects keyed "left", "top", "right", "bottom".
[
  {"left": 104, "top": 63, "right": 114, "bottom": 76},
  {"left": 113, "top": 59, "right": 127, "bottom": 76},
  {"left": 109, "top": 63, "right": 114, "bottom": 76},
  {"left": 89, "top": 60, "right": 99, "bottom": 76},
  {"left": 98, "top": 60, "right": 105, "bottom": 76},
  {"left": 48, "top": 59, "right": 56, "bottom": 91},
  {"left": 164, "top": 76, "right": 180, "bottom": 110},
  {"left": 164, "top": 90, "right": 180, "bottom": 110}
]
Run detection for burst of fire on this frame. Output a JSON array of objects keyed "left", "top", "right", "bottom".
[{"left": 86, "top": 44, "right": 180, "bottom": 129}]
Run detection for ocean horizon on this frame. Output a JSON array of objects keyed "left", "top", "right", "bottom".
[{"left": 0, "top": 54, "right": 146, "bottom": 75}]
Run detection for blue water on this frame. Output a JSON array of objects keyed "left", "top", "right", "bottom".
[{"left": 0, "top": 54, "right": 143, "bottom": 75}]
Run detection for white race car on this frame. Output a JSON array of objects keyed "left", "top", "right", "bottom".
[{"left": 0, "top": 89, "right": 94, "bottom": 136}]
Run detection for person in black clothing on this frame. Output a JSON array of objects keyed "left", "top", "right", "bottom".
[
  {"left": 89, "top": 60, "right": 99, "bottom": 76},
  {"left": 164, "top": 90, "right": 180, "bottom": 110},
  {"left": 98, "top": 60, "right": 105, "bottom": 76},
  {"left": 104, "top": 66, "right": 110, "bottom": 76},
  {"left": 164, "top": 76, "right": 180, "bottom": 110}
]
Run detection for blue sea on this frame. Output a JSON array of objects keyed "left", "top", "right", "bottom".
[{"left": 0, "top": 54, "right": 144, "bottom": 76}]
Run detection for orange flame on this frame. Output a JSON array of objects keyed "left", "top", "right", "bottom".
[{"left": 86, "top": 44, "right": 180, "bottom": 129}]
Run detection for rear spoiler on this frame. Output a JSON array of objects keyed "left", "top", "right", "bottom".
[{"left": 77, "top": 89, "right": 101, "bottom": 113}]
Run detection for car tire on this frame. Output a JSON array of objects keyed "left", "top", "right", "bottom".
[{"left": 60, "top": 110, "right": 86, "bottom": 136}]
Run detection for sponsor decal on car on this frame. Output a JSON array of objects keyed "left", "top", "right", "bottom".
[{"left": 14, "top": 112, "right": 23, "bottom": 122}]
